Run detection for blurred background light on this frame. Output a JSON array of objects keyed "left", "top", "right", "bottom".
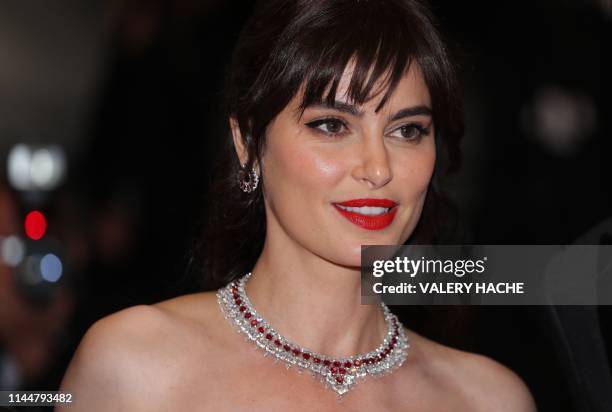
[
  {"left": 521, "top": 85, "right": 597, "bottom": 157},
  {"left": 40, "top": 253, "right": 62, "bottom": 283},
  {"left": 7, "top": 144, "right": 66, "bottom": 191},
  {"left": 24, "top": 210, "right": 47, "bottom": 240},
  {"left": 0, "top": 235, "right": 25, "bottom": 267},
  {"left": 6, "top": 144, "right": 30, "bottom": 190}
]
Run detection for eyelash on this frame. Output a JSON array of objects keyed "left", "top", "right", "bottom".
[{"left": 304, "top": 117, "right": 430, "bottom": 142}]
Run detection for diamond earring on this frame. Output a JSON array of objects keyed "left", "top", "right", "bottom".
[{"left": 237, "top": 163, "right": 259, "bottom": 193}]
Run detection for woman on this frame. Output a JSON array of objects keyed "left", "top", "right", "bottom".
[{"left": 59, "top": 0, "right": 536, "bottom": 410}]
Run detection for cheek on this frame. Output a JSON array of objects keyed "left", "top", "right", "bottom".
[
  {"left": 265, "top": 140, "right": 346, "bottom": 198},
  {"left": 395, "top": 146, "right": 436, "bottom": 199},
  {"left": 262, "top": 138, "right": 348, "bottom": 245},
  {"left": 394, "top": 146, "right": 436, "bottom": 242}
]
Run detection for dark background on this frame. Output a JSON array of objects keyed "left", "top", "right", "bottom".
[{"left": 0, "top": 1, "right": 610, "bottom": 411}]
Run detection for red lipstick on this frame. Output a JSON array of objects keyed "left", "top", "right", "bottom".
[{"left": 333, "top": 198, "right": 398, "bottom": 230}]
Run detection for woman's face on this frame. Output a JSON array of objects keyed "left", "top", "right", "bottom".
[{"left": 242, "top": 63, "right": 435, "bottom": 268}]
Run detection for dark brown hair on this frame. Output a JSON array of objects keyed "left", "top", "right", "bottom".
[{"left": 196, "top": 0, "right": 464, "bottom": 290}]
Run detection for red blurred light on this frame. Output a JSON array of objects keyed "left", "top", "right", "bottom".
[{"left": 25, "top": 210, "right": 47, "bottom": 240}]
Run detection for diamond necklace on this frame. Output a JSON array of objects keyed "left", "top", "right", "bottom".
[{"left": 216, "top": 272, "right": 410, "bottom": 397}]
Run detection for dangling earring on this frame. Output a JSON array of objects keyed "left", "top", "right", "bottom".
[{"left": 237, "top": 162, "right": 259, "bottom": 193}]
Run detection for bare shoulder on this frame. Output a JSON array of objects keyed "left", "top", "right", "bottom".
[
  {"left": 407, "top": 329, "right": 537, "bottom": 412},
  {"left": 451, "top": 348, "right": 537, "bottom": 411},
  {"left": 153, "top": 289, "right": 222, "bottom": 328},
  {"left": 58, "top": 291, "right": 223, "bottom": 411}
]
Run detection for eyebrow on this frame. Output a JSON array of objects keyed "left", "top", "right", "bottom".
[
  {"left": 388, "top": 106, "right": 432, "bottom": 122},
  {"left": 306, "top": 101, "right": 432, "bottom": 121}
]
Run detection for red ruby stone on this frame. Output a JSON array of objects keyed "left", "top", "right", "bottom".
[
  {"left": 265, "top": 333, "right": 273, "bottom": 340},
  {"left": 239, "top": 306, "right": 246, "bottom": 312},
  {"left": 302, "top": 353, "right": 311, "bottom": 360},
  {"left": 339, "top": 368, "right": 346, "bottom": 374},
  {"left": 391, "top": 337, "right": 397, "bottom": 344},
  {"left": 331, "top": 367, "right": 338, "bottom": 374},
  {"left": 343, "top": 361, "right": 352, "bottom": 368},
  {"left": 257, "top": 326, "right": 265, "bottom": 333},
  {"left": 384, "top": 348, "right": 390, "bottom": 355},
  {"left": 244, "top": 312, "right": 252, "bottom": 319},
  {"left": 283, "top": 345, "right": 291, "bottom": 351},
  {"left": 292, "top": 349, "right": 300, "bottom": 356},
  {"left": 333, "top": 361, "right": 341, "bottom": 367},
  {"left": 323, "top": 360, "right": 331, "bottom": 366},
  {"left": 235, "top": 298, "right": 242, "bottom": 305},
  {"left": 336, "top": 376, "right": 344, "bottom": 384},
  {"left": 274, "top": 339, "right": 281, "bottom": 346},
  {"left": 250, "top": 319, "right": 258, "bottom": 327},
  {"left": 231, "top": 287, "right": 238, "bottom": 294},
  {"left": 313, "top": 358, "right": 321, "bottom": 364}
]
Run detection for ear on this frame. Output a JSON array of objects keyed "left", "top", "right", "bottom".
[{"left": 229, "top": 116, "right": 248, "bottom": 166}]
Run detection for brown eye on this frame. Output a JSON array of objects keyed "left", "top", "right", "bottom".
[
  {"left": 305, "top": 118, "right": 347, "bottom": 136},
  {"left": 400, "top": 125, "right": 420, "bottom": 139},
  {"left": 390, "top": 124, "right": 430, "bottom": 142},
  {"left": 325, "top": 120, "right": 343, "bottom": 133}
]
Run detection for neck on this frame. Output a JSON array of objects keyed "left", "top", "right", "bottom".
[{"left": 245, "top": 232, "right": 387, "bottom": 358}]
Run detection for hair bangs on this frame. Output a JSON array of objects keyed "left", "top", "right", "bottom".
[{"left": 295, "top": 1, "right": 419, "bottom": 115}]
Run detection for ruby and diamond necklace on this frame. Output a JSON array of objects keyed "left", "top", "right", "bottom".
[{"left": 216, "top": 272, "right": 410, "bottom": 397}]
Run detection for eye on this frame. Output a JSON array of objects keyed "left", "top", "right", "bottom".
[
  {"left": 305, "top": 118, "right": 348, "bottom": 136},
  {"left": 389, "top": 123, "right": 431, "bottom": 142}
]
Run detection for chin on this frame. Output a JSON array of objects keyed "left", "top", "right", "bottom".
[
  {"left": 322, "top": 230, "right": 405, "bottom": 269},
  {"left": 333, "top": 242, "right": 371, "bottom": 269}
]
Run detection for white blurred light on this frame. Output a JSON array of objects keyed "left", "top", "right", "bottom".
[
  {"left": 7, "top": 144, "right": 67, "bottom": 191},
  {"left": 0, "top": 235, "right": 25, "bottom": 267},
  {"left": 7, "top": 144, "right": 31, "bottom": 190},
  {"left": 40, "top": 253, "right": 63, "bottom": 282},
  {"left": 39, "top": 145, "right": 66, "bottom": 189},
  {"left": 30, "top": 148, "right": 55, "bottom": 188}
]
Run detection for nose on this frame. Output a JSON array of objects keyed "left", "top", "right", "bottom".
[{"left": 351, "top": 135, "right": 392, "bottom": 189}]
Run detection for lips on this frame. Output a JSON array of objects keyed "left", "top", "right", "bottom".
[
  {"left": 333, "top": 198, "right": 398, "bottom": 230},
  {"left": 335, "top": 199, "right": 397, "bottom": 208}
]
